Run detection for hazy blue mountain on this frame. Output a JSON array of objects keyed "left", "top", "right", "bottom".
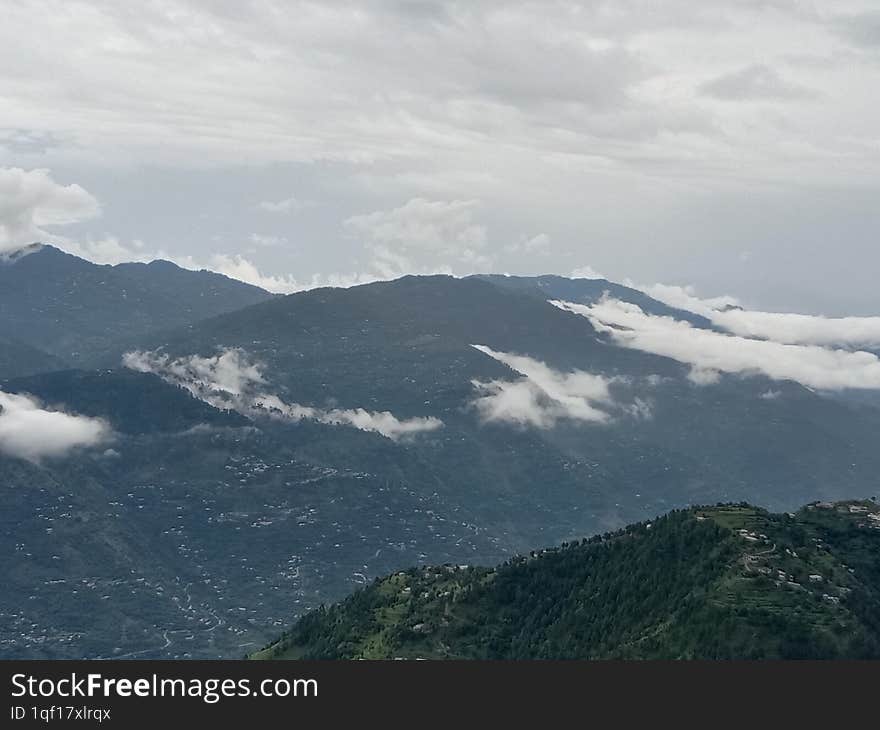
[
  {"left": 0, "top": 244, "right": 275, "bottom": 365},
  {"left": 4, "top": 272, "right": 880, "bottom": 660}
]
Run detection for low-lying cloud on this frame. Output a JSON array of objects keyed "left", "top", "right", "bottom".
[
  {"left": 123, "top": 348, "right": 442, "bottom": 440},
  {"left": 643, "top": 283, "right": 880, "bottom": 348},
  {"left": 711, "top": 309, "right": 880, "bottom": 349},
  {"left": 469, "top": 344, "right": 623, "bottom": 428},
  {"left": 0, "top": 390, "right": 109, "bottom": 462},
  {"left": 554, "top": 298, "right": 880, "bottom": 392}
]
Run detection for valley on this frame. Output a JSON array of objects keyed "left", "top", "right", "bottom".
[{"left": 2, "top": 248, "right": 879, "bottom": 659}]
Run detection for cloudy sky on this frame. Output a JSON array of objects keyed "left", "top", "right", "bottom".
[{"left": 1, "top": 0, "right": 879, "bottom": 313}]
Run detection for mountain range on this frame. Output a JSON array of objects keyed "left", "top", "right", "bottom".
[
  {"left": 1, "top": 244, "right": 878, "bottom": 659},
  {"left": 0, "top": 244, "right": 273, "bottom": 367}
]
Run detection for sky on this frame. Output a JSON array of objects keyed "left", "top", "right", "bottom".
[{"left": 1, "top": 1, "right": 879, "bottom": 314}]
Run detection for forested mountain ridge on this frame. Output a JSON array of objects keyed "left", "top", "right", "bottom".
[{"left": 256, "top": 500, "right": 880, "bottom": 659}]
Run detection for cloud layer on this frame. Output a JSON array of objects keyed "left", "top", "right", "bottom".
[
  {"left": 123, "top": 348, "right": 442, "bottom": 440},
  {"left": 2, "top": 3, "right": 880, "bottom": 309},
  {"left": 554, "top": 298, "right": 880, "bottom": 391},
  {"left": 469, "top": 344, "right": 619, "bottom": 428},
  {"left": 0, "top": 390, "right": 109, "bottom": 462},
  {"left": 644, "top": 282, "right": 880, "bottom": 347}
]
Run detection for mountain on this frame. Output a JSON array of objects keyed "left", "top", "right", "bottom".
[
  {"left": 123, "top": 274, "right": 880, "bottom": 520},
  {"left": 0, "top": 415, "right": 507, "bottom": 659},
  {"left": 0, "top": 244, "right": 275, "bottom": 367},
  {"left": 0, "top": 337, "right": 67, "bottom": 379},
  {"left": 4, "top": 273, "right": 880, "bottom": 660},
  {"left": 472, "top": 274, "right": 713, "bottom": 327},
  {"left": 255, "top": 500, "right": 880, "bottom": 659},
  {"left": 1, "top": 369, "right": 248, "bottom": 434}
]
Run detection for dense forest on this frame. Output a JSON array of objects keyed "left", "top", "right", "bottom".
[{"left": 255, "top": 500, "right": 880, "bottom": 659}]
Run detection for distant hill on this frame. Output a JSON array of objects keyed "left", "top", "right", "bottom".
[
  {"left": 0, "top": 244, "right": 275, "bottom": 366},
  {"left": 256, "top": 500, "right": 880, "bottom": 659}
]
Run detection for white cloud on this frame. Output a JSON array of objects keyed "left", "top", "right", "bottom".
[
  {"left": 248, "top": 233, "right": 287, "bottom": 248},
  {"left": 123, "top": 348, "right": 442, "bottom": 440},
  {"left": 470, "top": 344, "right": 614, "bottom": 428},
  {"left": 2, "top": 0, "right": 869, "bottom": 185},
  {"left": 711, "top": 309, "right": 880, "bottom": 348},
  {"left": 345, "top": 198, "right": 490, "bottom": 278},
  {"left": 687, "top": 367, "right": 722, "bottom": 386},
  {"left": 63, "top": 235, "right": 150, "bottom": 265},
  {"left": 257, "top": 195, "right": 314, "bottom": 214},
  {"left": 203, "top": 254, "right": 385, "bottom": 294},
  {"left": 570, "top": 265, "right": 607, "bottom": 280},
  {"left": 505, "top": 233, "right": 550, "bottom": 256},
  {"left": 554, "top": 297, "right": 880, "bottom": 391},
  {"left": 643, "top": 281, "right": 880, "bottom": 347},
  {"left": 3, "top": 6, "right": 880, "bottom": 307},
  {"left": 0, "top": 390, "right": 109, "bottom": 462},
  {"left": 622, "top": 397, "right": 654, "bottom": 420},
  {"left": 636, "top": 282, "right": 740, "bottom": 317},
  {"left": 204, "top": 254, "right": 300, "bottom": 294},
  {"left": 0, "top": 167, "right": 100, "bottom": 253},
  {"left": 307, "top": 406, "right": 443, "bottom": 440},
  {"left": 124, "top": 348, "right": 265, "bottom": 397}
]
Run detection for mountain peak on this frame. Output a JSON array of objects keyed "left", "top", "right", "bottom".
[
  {"left": 1, "top": 242, "right": 94, "bottom": 269},
  {"left": 0, "top": 245, "right": 276, "bottom": 366},
  {"left": 0, "top": 242, "right": 47, "bottom": 263}
]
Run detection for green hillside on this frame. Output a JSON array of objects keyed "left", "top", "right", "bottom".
[{"left": 256, "top": 500, "right": 880, "bottom": 659}]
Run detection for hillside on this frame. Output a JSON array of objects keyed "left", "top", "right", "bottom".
[
  {"left": 5, "top": 273, "right": 880, "bottom": 660},
  {"left": 117, "top": 274, "right": 880, "bottom": 521},
  {"left": 1, "top": 369, "right": 248, "bottom": 434},
  {"left": 256, "top": 500, "right": 880, "bottom": 659},
  {"left": 473, "top": 274, "right": 713, "bottom": 328},
  {"left": 0, "top": 244, "right": 274, "bottom": 366},
  {"left": 0, "top": 337, "right": 67, "bottom": 379}
]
